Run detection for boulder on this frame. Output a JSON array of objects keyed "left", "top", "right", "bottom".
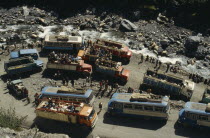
[
  {"left": 185, "top": 35, "right": 201, "bottom": 49},
  {"left": 120, "top": 19, "right": 138, "bottom": 32},
  {"left": 195, "top": 46, "right": 210, "bottom": 59}
]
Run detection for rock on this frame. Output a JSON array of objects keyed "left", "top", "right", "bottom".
[
  {"left": 187, "top": 59, "right": 196, "bottom": 65},
  {"left": 133, "top": 10, "right": 141, "bottom": 20},
  {"left": 157, "top": 13, "right": 169, "bottom": 24},
  {"left": 185, "top": 35, "right": 201, "bottom": 49},
  {"left": 31, "top": 34, "right": 38, "bottom": 39},
  {"left": 36, "top": 17, "right": 47, "bottom": 26},
  {"left": 160, "top": 39, "right": 170, "bottom": 47},
  {"left": 17, "top": 19, "right": 25, "bottom": 23},
  {"left": 120, "top": 19, "right": 138, "bottom": 32},
  {"left": 195, "top": 45, "right": 210, "bottom": 59},
  {"left": 22, "top": 6, "right": 30, "bottom": 16}
]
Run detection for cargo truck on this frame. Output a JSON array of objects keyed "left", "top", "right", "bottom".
[
  {"left": 35, "top": 99, "right": 98, "bottom": 128},
  {"left": 95, "top": 59, "right": 130, "bottom": 84},
  {"left": 94, "top": 39, "right": 132, "bottom": 63},
  {"left": 141, "top": 69, "right": 195, "bottom": 100},
  {"left": 46, "top": 58, "right": 92, "bottom": 76}
]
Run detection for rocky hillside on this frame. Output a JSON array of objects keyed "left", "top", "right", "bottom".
[{"left": 0, "top": 127, "right": 69, "bottom": 138}]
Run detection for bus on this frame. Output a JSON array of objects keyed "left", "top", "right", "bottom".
[
  {"left": 178, "top": 102, "right": 210, "bottom": 128},
  {"left": 38, "top": 86, "right": 95, "bottom": 105},
  {"left": 107, "top": 93, "right": 170, "bottom": 120},
  {"left": 43, "top": 35, "right": 83, "bottom": 50}
]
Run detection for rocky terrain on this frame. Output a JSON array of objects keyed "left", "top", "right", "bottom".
[
  {"left": 0, "top": 3, "right": 210, "bottom": 138},
  {"left": 0, "top": 6, "right": 210, "bottom": 78}
]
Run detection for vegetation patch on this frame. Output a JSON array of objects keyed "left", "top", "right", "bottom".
[{"left": 0, "top": 107, "right": 27, "bottom": 130}]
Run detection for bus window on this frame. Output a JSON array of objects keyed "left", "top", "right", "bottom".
[
  {"left": 114, "top": 103, "right": 122, "bottom": 109},
  {"left": 155, "top": 107, "right": 164, "bottom": 112},
  {"left": 134, "top": 105, "right": 143, "bottom": 110},
  {"left": 144, "top": 106, "right": 153, "bottom": 111},
  {"left": 77, "top": 98, "right": 85, "bottom": 102},
  {"left": 199, "top": 115, "right": 208, "bottom": 121},
  {"left": 124, "top": 104, "right": 133, "bottom": 109}
]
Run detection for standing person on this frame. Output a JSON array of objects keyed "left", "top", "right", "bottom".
[
  {"left": 166, "top": 64, "right": 170, "bottom": 73},
  {"left": 104, "top": 80, "right": 109, "bottom": 92},
  {"left": 128, "top": 87, "right": 134, "bottom": 93},
  {"left": 114, "top": 82, "right": 119, "bottom": 93},
  {"left": 24, "top": 88, "right": 30, "bottom": 104},
  {"left": 65, "top": 76, "right": 69, "bottom": 86},
  {"left": 99, "top": 102, "right": 103, "bottom": 112},
  {"left": 62, "top": 78, "right": 66, "bottom": 86},
  {"left": 141, "top": 54, "right": 144, "bottom": 63},
  {"left": 71, "top": 79, "right": 75, "bottom": 87},
  {"left": 99, "top": 80, "right": 103, "bottom": 91}
]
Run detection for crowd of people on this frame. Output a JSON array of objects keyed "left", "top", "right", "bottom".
[
  {"left": 40, "top": 99, "right": 81, "bottom": 113},
  {"left": 48, "top": 51, "right": 80, "bottom": 64}
]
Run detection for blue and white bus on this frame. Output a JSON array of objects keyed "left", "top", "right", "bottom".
[
  {"left": 107, "top": 93, "right": 170, "bottom": 120},
  {"left": 38, "top": 86, "right": 95, "bottom": 105},
  {"left": 178, "top": 102, "right": 210, "bottom": 128}
]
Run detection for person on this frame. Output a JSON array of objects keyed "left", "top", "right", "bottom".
[
  {"left": 71, "top": 79, "right": 75, "bottom": 87},
  {"left": 99, "top": 102, "right": 103, "bottom": 111},
  {"left": 24, "top": 88, "right": 30, "bottom": 104},
  {"left": 141, "top": 54, "right": 144, "bottom": 63},
  {"left": 104, "top": 80, "right": 109, "bottom": 92},
  {"left": 99, "top": 80, "right": 103, "bottom": 91},
  {"left": 166, "top": 64, "right": 170, "bottom": 73},
  {"left": 128, "top": 87, "right": 134, "bottom": 93},
  {"left": 65, "top": 76, "right": 69, "bottom": 86},
  {"left": 34, "top": 93, "right": 39, "bottom": 106},
  {"left": 62, "top": 78, "right": 66, "bottom": 86}
]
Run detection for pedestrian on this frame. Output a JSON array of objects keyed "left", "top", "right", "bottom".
[
  {"left": 128, "top": 87, "right": 134, "bottom": 93},
  {"left": 140, "top": 54, "right": 144, "bottom": 63},
  {"left": 65, "top": 76, "right": 69, "bottom": 86},
  {"left": 86, "top": 76, "right": 89, "bottom": 83},
  {"left": 104, "top": 80, "right": 109, "bottom": 92},
  {"left": 71, "top": 79, "right": 75, "bottom": 87},
  {"left": 99, "top": 102, "right": 103, "bottom": 111},
  {"left": 158, "top": 61, "right": 162, "bottom": 68},
  {"left": 24, "top": 88, "right": 30, "bottom": 104},
  {"left": 114, "top": 82, "right": 119, "bottom": 93},
  {"left": 166, "top": 64, "right": 170, "bottom": 73},
  {"left": 145, "top": 55, "right": 149, "bottom": 62},
  {"left": 99, "top": 80, "right": 103, "bottom": 91},
  {"left": 62, "top": 78, "right": 66, "bottom": 86},
  {"left": 155, "top": 59, "right": 159, "bottom": 68}
]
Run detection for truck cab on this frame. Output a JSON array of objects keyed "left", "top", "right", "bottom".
[
  {"left": 115, "top": 66, "right": 130, "bottom": 83},
  {"left": 7, "top": 79, "right": 28, "bottom": 98}
]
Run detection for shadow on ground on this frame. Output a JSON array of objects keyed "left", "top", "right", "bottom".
[
  {"left": 32, "top": 117, "right": 92, "bottom": 138},
  {"left": 174, "top": 121, "right": 209, "bottom": 138},
  {"left": 103, "top": 112, "right": 166, "bottom": 130}
]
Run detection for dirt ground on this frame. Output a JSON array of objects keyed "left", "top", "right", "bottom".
[{"left": 0, "top": 48, "right": 209, "bottom": 138}]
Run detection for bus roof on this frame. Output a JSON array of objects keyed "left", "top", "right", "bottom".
[
  {"left": 45, "top": 34, "right": 82, "bottom": 44},
  {"left": 184, "top": 102, "right": 210, "bottom": 115},
  {"left": 41, "top": 86, "right": 92, "bottom": 98},
  {"left": 109, "top": 93, "right": 169, "bottom": 106},
  {"left": 20, "top": 49, "right": 38, "bottom": 55}
]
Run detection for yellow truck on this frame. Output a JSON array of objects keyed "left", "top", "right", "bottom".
[{"left": 35, "top": 100, "right": 98, "bottom": 128}]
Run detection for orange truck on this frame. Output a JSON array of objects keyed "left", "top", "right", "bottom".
[
  {"left": 95, "top": 59, "right": 130, "bottom": 84},
  {"left": 78, "top": 39, "right": 132, "bottom": 63},
  {"left": 35, "top": 99, "right": 98, "bottom": 128},
  {"left": 46, "top": 59, "right": 92, "bottom": 76},
  {"left": 94, "top": 39, "right": 132, "bottom": 63}
]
